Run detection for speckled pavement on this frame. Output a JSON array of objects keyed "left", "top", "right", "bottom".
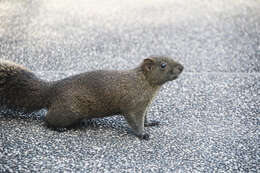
[{"left": 0, "top": 0, "right": 259, "bottom": 172}]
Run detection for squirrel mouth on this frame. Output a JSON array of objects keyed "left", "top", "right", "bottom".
[{"left": 171, "top": 75, "right": 178, "bottom": 80}]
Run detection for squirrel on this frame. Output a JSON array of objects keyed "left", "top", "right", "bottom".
[{"left": 0, "top": 56, "right": 183, "bottom": 140}]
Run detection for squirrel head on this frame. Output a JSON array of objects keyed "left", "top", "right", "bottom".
[{"left": 141, "top": 56, "right": 184, "bottom": 86}]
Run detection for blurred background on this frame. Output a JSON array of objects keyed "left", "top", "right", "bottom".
[{"left": 1, "top": 0, "right": 259, "bottom": 73}]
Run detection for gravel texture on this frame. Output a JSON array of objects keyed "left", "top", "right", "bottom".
[{"left": 0, "top": 0, "right": 259, "bottom": 172}]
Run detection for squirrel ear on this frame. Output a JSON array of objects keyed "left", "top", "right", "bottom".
[{"left": 141, "top": 58, "right": 155, "bottom": 72}]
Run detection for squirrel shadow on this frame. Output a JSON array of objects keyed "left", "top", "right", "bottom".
[
  {"left": 0, "top": 108, "right": 130, "bottom": 135},
  {"left": 46, "top": 116, "right": 130, "bottom": 136},
  {"left": 0, "top": 107, "right": 46, "bottom": 120}
]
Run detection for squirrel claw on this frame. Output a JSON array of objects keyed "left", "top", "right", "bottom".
[{"left": 142, "top": 133, "right": 150, "bottom": 140}]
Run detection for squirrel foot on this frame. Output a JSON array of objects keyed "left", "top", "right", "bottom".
[
  {"left": 144, "top": 120, "right": 160, "bottom": 127},
  {"left": 137, "top": 133, "right": 150, "bottom": 140},
  {"left": 50, "top": 127, "right": 68, "bottom": 132},
  {"left": 46, "top": 123, "right": 69, "bottom": 132}
]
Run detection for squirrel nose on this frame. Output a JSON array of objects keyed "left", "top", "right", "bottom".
[{"left": 177, "top": 64, "right": 184, "bottom": 72}]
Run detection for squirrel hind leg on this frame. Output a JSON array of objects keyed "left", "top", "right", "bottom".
[{"left": 45, "top": 106, "right": 82, "bottom": 129}]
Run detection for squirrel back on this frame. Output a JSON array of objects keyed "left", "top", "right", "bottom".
[{"left": 0, "top": 60, "right": 50, "bottom": 113}]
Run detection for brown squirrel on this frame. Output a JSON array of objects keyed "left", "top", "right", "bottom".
[{"left": 0, "top": 56, "right": 183, "bottom": 140}]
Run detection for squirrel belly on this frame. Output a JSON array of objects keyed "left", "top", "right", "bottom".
[
  {"left": 0, "top": 56, "right": 184, "bottom": 140},
  {"left": 0, "top": 60, "right": 51, "bottom": 113}
]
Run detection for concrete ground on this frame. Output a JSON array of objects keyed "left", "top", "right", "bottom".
[{"left": 0, "top": 0, "right": 259, "bottom": 172}]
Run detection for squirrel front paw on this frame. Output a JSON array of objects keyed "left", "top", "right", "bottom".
[
  {"left": 137, "top": 133, "right": 150, "bottom": 140},
  {"left": 144, "top": 120, "right": 160, "bottom": 127}
]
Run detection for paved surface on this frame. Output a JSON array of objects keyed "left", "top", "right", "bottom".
[{"left": 0, "top": 0, "right": 259, "bottom": 172}]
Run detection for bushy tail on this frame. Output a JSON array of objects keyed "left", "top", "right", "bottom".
[{"left": 0, "top": 60, "right": 51, "bottom": 113}]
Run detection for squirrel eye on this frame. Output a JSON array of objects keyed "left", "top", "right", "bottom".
[{"left": 160, "top": 63, "right": 167, "bottom": 69}]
